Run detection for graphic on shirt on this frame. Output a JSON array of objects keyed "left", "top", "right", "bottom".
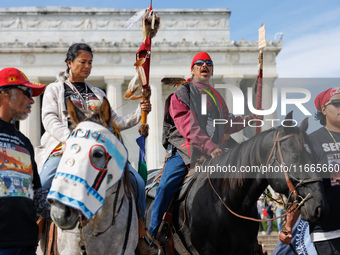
[
  {"left": 0, "top": 145, "right": 34, "bottom": 198},
  {"left": 327, "top": 153, "right": 340, "bottom": 186},
  {"left": 69, "top": 94, "right": 101, "bottom": 112}
]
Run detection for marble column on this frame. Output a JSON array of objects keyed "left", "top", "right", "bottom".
[
  {"left": 19, "top": 77, "right": 41, "bottom": 147},
  {"left": 146, "top": 78, "right": 165, "bottom": 170},
  {"left": 104, "top": 76, "right": 124, "bottom": 116}
]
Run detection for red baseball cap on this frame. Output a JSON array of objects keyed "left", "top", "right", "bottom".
[
  {"left": 0, "top": 67, "right": 46, "bottom": 97},
  {"left": 314, "top": 87, "right": 340, "bottom": 111},
  {"left": 191, "top": 52, "right": 212, "bottom": 68}
]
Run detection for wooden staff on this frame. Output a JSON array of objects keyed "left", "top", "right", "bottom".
[{"left": 256, "top": 24, "right": 266, "bottom": 134}]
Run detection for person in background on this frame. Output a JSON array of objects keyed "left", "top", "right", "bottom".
[
  {"left": 266, "top": 200, "right": 274, "bottom": 235},
  {"left": 0, "top": 67, "right": 49, "bottom": 255},
  {"left": 280, "top": 87, "right": 340, "bottom": 254},
  {"left": 274, "top": 192, "right": 285, "bottom": 232},
  {"left": 257, "top": 196, "right": 265, "bottom": 235}
]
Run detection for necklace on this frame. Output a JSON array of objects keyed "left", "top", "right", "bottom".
[
  {"left": 325, "top": 126, "right": 339, "bottom": 145},
  {"left": 84, "top": 83, "right": 89, "bottom": 110}
]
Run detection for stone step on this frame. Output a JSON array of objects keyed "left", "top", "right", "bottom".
[{"left": 258, "top": 231, "right": 279, "bottom": 255}]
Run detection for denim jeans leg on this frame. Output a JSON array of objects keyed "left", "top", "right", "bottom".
[
  {"left": 39, "top": 157, "right": 61, "bottom": 190},
  {"left": 275, "top": 207, "right": 283, "bottom": 232},
  {"left": 149, "top": 151, "right": 188, "bottom": 236},
  {"left": 128, "top": 163, "right": 146, "bottom": 219}
]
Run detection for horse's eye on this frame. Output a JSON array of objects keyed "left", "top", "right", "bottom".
[
  {"left": 90, "top": 146, "right": 107, "bottom": 169},
  {"left": 291, "top": 154, "right": 299, "bottom": 162},
  {"left": 93, "top": 150, "right": 104, "bottom": 158}
]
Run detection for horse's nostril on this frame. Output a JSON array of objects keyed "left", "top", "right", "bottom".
[
  {"left": 65, "top": 206, "right": 73, "bottom": 219},
  {"left": 315, "top": 205, "right": 329, "bottom": 221},
  {"left": 315, "top": 206, "right": 322, "bottom": 219}
]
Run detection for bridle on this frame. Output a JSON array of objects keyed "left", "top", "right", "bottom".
[
  {"left": 78, "top": 180, "right": 133, "bottom": 255},
  {"left": 60, "top": 124, "right": 133, "bottom": 255},
  {"left": 266, "top": 130, "right": 322, "bottom": 211},
  {"left": 208, "top": 129, "right": 323, "bottom": 222}
]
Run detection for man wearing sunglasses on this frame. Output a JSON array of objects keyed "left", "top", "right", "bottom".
[
  {"left": 0, "top": 67, "right": 48, "bottom": 255},
  {"left": 148, "top": 52, "right": 262, "bottom": 245},
  {"left": 279, "top": 87, "right": 340, "bottom": 255}
]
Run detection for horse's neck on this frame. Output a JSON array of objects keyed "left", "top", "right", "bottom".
[
  {"left": 227, "top": 178, "right": 268, "bottom": 213},
  {"left": 92, "top": 180, "right": 128, "bottom": 228}
]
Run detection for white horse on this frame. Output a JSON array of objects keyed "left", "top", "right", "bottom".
[{"left": 38, "top": 98, "right": 138, "bottom": 255}]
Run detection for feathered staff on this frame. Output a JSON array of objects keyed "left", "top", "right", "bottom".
[
  {"left": 255, "top": 24, "right": 266, "bottom": 134},
  {"left": 124, "top": 2, "right": 160, "bottom": 183}
]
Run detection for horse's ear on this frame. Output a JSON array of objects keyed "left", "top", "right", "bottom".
[
  {"left": 300, "top": 117, "right": 309, "bottom": 132},
  {"left": 67, "top": 98, "right": 86, "bottom": 125},
  {"left": 283, "top": 111, "right": 294, "bottom": 134},
  {"left": 284, "top": 111, "right": 293, "bottom": 126},
  {"left": 100, "top": 97, "right": 112, "bottom": 127}
]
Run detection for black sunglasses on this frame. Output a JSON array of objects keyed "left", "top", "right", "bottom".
[
  {"left": 193, "top": 60, "right": 213, "bottom": 67},
  {"left": 325, "top": 99, "right": 340, "bottom": 107},
  {"left": 17, "top": 86, "right": 33, "bottom": 98},
  {"left": 0, "top": 85, "right": 32, "bottom": 98}
]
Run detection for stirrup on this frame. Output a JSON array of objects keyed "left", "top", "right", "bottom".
[
  {"left": 146, "top": 230, "right": 163, "bottom": 251},
  {"left": 156, "top": 212, "right": 173, "bottom": 245}
]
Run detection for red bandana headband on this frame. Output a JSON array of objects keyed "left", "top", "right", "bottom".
[{"left": 314, "top": 87, "right": 340, "bottom": 111}]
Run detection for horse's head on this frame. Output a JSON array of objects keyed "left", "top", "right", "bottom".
[
  {"left": 264, "top": 112, "right": 329, "bottom": 222},
  {"left": 48, "top": 98, "right": 128, "bottom": 230}
]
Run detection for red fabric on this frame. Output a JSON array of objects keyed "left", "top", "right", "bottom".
[
  {"left": 136, "top": 37, "right": 151, "bottom": 89},
  {"left": 191, "top": 52, "right": 212, "bottom": 68},
  {"left": 169, "top": 82, "right": 245, "bottom": 155},
  {"left": 314, "top": 87, "right": 340, "bottom": 110},
  {"left": 262, "top": 208, "right": 268, "bottom": 218},
  {"left": 0, "top": 67, "right": 46, "bottom": 96}
]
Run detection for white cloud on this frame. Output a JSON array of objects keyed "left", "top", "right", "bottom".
[{"left": 277, "top": 25, "right": 340, "bottom": 78}]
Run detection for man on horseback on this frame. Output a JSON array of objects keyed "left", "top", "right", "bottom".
[
  {"left": 0, "top": 68, "right": 49, "bottom": 255},
  {"left": 148, "top": 52, "right": 263, "bottom": 243},
  {"left": 279, "top": 87, "right": 340, "bottom": 254}
]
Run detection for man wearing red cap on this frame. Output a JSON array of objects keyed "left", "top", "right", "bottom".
[
  {"left": 148, "top": 52, "right": 261, "bottom": 243},
  {"left": 0, "top": 67, "right": 49, "bottom": 255},
  {"left": 279, "top": 87, "right": 340, "bottom": 254}
]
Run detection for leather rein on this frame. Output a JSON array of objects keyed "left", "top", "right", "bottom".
[{"left": 208, "top": 130, "right": 322, "bottom": 222}]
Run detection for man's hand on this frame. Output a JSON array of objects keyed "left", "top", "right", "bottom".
[
  {"left": 140, "top": 99, "right": 152, "bottom": 114},
  {"left": 250, "top": 113, "right": 264, "bottom": 121},
  {"left": 279, "top": 229, "right": 293, "bottom": 245},
  {"left": 210, "top": 147, "right": 223, "bottom": 158}
]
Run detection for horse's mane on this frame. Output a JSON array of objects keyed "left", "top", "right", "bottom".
[{"left": 208, "top": 125, "right": 308, "bottom": 191}]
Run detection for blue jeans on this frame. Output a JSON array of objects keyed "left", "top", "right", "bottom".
[
  {"left": 0, "top": 247, "right": 36, "bottom": 255},
  {"left": 39, "top": 156, "right": 61, "bottom": 189},
  {"left": 39, "top": 157, "right": 146, "bottom": 218},
  {"left": 275, "top": 207, "right": 283, "bottom": 232},
  {"left": 149, "top": 151, "right": 188, "bottom": 237},
  {"left": 128, "top": 164, "right": 146, "bottom": 219}
]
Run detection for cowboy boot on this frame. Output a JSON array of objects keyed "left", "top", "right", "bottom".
[
  {"left": 138, "top": 218, "right": 162, "bottom": 255},
  {"left": 138, "top": 237, "right": 159, "bottom": 255}
]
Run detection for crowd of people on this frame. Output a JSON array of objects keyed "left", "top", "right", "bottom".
[
  {"left": 0, "top": 44, "right": 339, "bottom": 255},
  {"left": 257, "top": 193, "right": 285, "bottom": 236}
]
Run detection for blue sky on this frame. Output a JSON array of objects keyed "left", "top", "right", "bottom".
[
  {"left": 1, "top": 0, "right": 340, "bottom": 132},
  {"left": 2, "top": 0, "right": 339, "bottom": 78}
]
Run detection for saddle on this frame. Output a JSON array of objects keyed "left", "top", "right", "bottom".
[
  {"left": 37, "top": 217, "right": 58, "bottom": 255},
  {"left": 146, "top": 167, "right": 198, "bottom": 201},
  {"left": 146, "top": 166, "right": 199, "bottom": 255}
]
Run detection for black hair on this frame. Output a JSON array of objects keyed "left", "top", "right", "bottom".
[
  {"left": 65, "top": 43, "right": 93, "bottom": 76},
  {"left": 315, "top": 110, "right": 326, "bottom": 126}
]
